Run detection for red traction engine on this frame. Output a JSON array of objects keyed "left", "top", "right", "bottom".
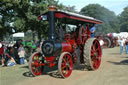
[
  {"left": 103, "top": 34, "right": 118, "bottom": 48},
  {"left": 29, "top": 6, "right": 103, "bottom": 78}
]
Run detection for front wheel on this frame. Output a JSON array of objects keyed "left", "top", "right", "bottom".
[
  {"left": 58, "top": 52, "right": 73, "bottom": 78},
  {"left": 29, "top": 52, "right": 44, "bottom": 76},
  {"left": 83, "top": 38, "right": 101, "bottom": 70}
]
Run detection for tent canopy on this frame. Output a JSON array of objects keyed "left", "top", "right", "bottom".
[{"left": 12, "top": 32, "right": 24, "bottom": 37}]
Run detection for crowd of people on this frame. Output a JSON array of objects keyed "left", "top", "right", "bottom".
[
  {"left": 118, "top": 37, "right": 128, "bottom": 54},
  {"left": 0, "top": 42, "right": 17, "bottom": 67},
  {"left": 0, "top": 40, "right": 40, "bottom": 67},
  {"left": 0, "top": 36, "right": 127, "bottom": 67}
]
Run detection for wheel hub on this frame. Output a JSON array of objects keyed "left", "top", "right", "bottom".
[
  {"left": 94, "top": 52, "right": 97, "bottom": 56},
  {"left": 66, "top": 63, "right": 70, "bottom": 67}
]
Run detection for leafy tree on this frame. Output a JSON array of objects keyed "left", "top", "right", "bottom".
[
  {"left": 0, "top": 0, "right": 77, "bottom": 40},
  {"left": 0, "top": 0, "right": 58, "bottom": 40},
  {"left": 119, "top": 6, "right": 128, "bottom": 32},
  {"left": 80, "top": 4, "right": 120, "bottom": 34},
  {"left": 0, "top": 0, "right": 16, "bottom": 40}
]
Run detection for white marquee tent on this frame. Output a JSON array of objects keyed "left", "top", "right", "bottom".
[{"left": 12, "top": 32, "right": 24, "bottom": 37}]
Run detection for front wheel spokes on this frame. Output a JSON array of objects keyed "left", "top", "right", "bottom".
[
  {"left": 66, "top": 55, "right": 71, "bottom": 63},
  {"left": 35, "top": 56, "right": 38, "bottom": 61},
  {"left": 29, "top": 52, "right": 43, "bottom": 76},
  {"left": 58, "top": 52, "right": 73, "bottom": 78},
  {"left": 35, "top": 68, "right": 40, "bottom": 73},
  {"left": 63, "top": 55, "right": 70, "bottom": 73},
  {"left": 34, "top": 56, "right": 41, "bottom": 66}
]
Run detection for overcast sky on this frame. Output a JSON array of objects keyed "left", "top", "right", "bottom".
[{"left": 58, "top": 0, "right": 128, "bottom": 15}]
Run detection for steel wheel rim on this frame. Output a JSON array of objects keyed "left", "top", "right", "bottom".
[
  {"left": 91, "top": 40, "right": 101, "bottom": 69},
  {"left": 30, "top": 53, "right": 42, "bottom": 76}
]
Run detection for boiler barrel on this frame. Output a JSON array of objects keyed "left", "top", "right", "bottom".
[
  {"left": 41, "top": 41, "right": 73, "bottom": 56},
  {"left": 62, "top": 42, "right": 73, "bottom": 53}
]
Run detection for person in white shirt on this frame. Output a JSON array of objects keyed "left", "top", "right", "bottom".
[
  {"left": 18, "top": 44, "right": 25, "bottom": 64},
  {"left": 119, "top": 38, "right": 125, "bottom": 54},
  {"left": 98, "top": 37, "right": 104, "bottom": 55}
]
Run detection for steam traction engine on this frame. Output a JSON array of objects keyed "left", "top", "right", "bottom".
[
  {"left": 29, "top": 6, "right": 103, "bottom": 78},
  {"left": 103, "top": 33, "right": 118, "bottom": 48}
]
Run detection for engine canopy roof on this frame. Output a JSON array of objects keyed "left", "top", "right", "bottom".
[{"left": 40, "top": 10, "right": 103, "bottom": 25}]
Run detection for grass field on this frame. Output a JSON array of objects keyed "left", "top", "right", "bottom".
[
  {"left": 0, "top": 46, "right": 128, "bottom": 85},
  {"left": 0, "top": 64, "right": 30, "bottom": 85}
]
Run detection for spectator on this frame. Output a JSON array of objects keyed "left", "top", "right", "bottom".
[
  {"left": 3, "top": 46, "right": 10, "bottom": 66},
  {"left": 0, "top": 42, "right": 5, "bottom": 67},
  {"left": 125, "top": 38, "right": 128, "bottom": 54},
  {"left": 18, "top": 44, "right": 25, "bottom": 64},
  {"left": 98, "top": 37, "right": 104, "bottom": 55},
  {"left": 7, "top": 56, "right": 16, "bottom": 66},
  {"left": 119, "top": 38, "right": 125, "bottom": 54},
  {"left": 35, "top": 40, "right": 40, "bottom": 48},
  {"left": 13, "top": 40, "right": 22, "bottom": 64},
  {"left": 90, "top": 24, "right": 95, "bottom": 38}
]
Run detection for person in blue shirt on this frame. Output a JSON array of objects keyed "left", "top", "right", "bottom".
[{"left": 90, "top": 24, "right": 95, "bottom": 38}]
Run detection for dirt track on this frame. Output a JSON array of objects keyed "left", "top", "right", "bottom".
[{"left": 1, "top": 47, "right": 128, "bottom": 85}]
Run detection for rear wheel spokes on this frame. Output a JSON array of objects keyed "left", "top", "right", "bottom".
[
  {"left": 79, "top": 25, "right": 88, "bottom": 45},
  {"left": 91, "top": 40, "right": 101, "bottom": 69},
  {"left": 92, "top": 41, "right": 100, "bottom": 68},
  {"left": 82, "top": 27, "right": 88, "bottom": 44},
  {"left": 84, "top": 38, "right": 101, "bottom": 70}
]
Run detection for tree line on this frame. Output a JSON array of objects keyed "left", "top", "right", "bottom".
[
  {"left": 0, "top": 0, "right": 128, "bottom": 40},
  {"left": 80, "top": 4, "right": 128, "bottom": 35}
]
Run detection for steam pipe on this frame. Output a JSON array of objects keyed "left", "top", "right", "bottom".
[{"left": 48, "top": 11, "right": 55, "bottom": 40}]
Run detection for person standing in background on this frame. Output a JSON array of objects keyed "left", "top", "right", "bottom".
[
  {"left": 18, "top": 44, "right": 25, "bottom": 64},
  {"left": 90, "top": 24, "right": 95, "bottom": 38},
  {"left": 0, "top": 42, "right": 5, "bottom": 66},
  {"left": 125, "top": 37, "right": 128, "bottom": 54},
  {"left": 119, "top": 38, "right": 125, "bottom": 55},
  {"left": 98, "top": 37, "right": 104, "bottom": 55}
]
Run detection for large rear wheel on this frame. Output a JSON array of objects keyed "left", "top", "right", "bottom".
[
  {"left": 58, "top": 52, "right": 73, "bottom": 78},
  {"left": 78, "top": 25, "right": 91, "bottom": 45},
  {"left": 84, "top": 38, "right": 101, "bottom": 70},
  {"left": 29, "top": 52, "right": 44, "bottom": 76}
]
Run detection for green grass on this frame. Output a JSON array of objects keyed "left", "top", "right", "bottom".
[{"left": 0, "top": 64, "right": 31, "bottom": 85}]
